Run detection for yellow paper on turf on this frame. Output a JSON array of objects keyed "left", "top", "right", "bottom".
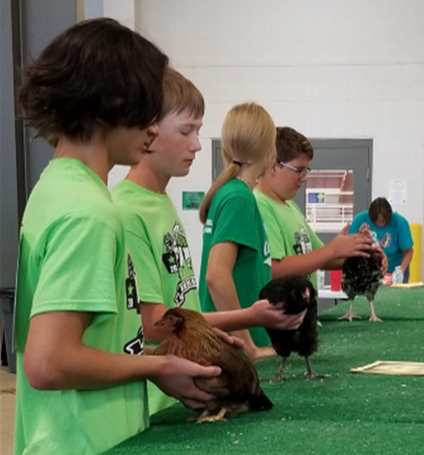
[
  {"left": 391, "top": 282, "right": 424, "bottom": 289},
  {"left": 351, "top": 361, "right": 424, "bottom": 375}
]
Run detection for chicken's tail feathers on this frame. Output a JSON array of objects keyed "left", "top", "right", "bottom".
[{"left": 248, "top": 389, "right": 273, "bottom": 411}]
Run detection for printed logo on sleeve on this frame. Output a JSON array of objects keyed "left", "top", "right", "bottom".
[
  {"left": 203, "top": 219, "right": 213, "bottom": 234},
  {"left": 263, "top": 222, "right": 271, "bottom": 267},
  {"left": 126, "top": 254, "right": 139, "bottom": 312},
  {"left": 124, "top": 254, "right": 144, "bottom": 355}
]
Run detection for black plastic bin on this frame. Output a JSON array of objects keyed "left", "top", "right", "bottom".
[{"left": 0, "top": 287, "right": 16, "bottom": 373}]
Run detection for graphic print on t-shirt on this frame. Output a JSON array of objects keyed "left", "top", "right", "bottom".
[
  {"left": 361, "top": 222, "right": 392, "bottom": 249},
  {"left": 162, "top": 222, "right": 197, "bottom": 306},
  {"left": 124, "top": 254, "right": 144, "bottom": 355},
  {"left": 293, "top": 227, "right": 313, "bottom": 256},
  {"left": 380, "top": 232, "right": 391, "bottom": 248},
  {"left": 124, "top": 326, "right": 144, "bottom": 355}
]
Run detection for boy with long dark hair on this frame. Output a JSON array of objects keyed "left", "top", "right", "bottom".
[{"left": 14, "top": 19, "right": 220, "bottom": 455}]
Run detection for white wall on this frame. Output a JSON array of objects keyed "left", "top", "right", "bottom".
[
  {"left": 107, "top": 0, "right": 424, "bottom": 277},
  {"left": 84, "top": 0, "right": 136, "bottom": 28}
]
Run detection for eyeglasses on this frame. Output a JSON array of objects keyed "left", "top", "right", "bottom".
[{"left": 278, "top": 161, "right": 311, "bottom": 177}]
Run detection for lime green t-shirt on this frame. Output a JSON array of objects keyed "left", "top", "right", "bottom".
[
  {"left": 14, "top": 159, "right": 148, "bottom": 455},
  {"left": 111, "top": 180, "right": 201, "bottom": 415},
  {"left": 199, "top": 179, "right": 272, "bottom": 347},
  {"left": 254, "top": 189, "right": 324, "bottom": 289}
]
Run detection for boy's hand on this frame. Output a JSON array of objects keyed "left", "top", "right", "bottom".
[
  {"left": 212, "top": 328, "right": 245, "bottom": 350},
  {"left": 150, "top": 355, "right": 221, "bottom": 410},
  {"left": 330, "top": 224, "right": 374, "bottom": 259}
]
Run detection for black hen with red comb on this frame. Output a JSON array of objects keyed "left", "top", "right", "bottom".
[{"left": 259, "top": 275, "right": 320, "bottom": 381}]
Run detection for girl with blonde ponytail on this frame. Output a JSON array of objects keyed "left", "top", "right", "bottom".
[{"left": 199, "top": 102, "right": 278, "bottom": 361}]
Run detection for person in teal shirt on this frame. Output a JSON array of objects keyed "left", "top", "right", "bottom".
[
  {"left": 199, "top": 103, "right": 280, "bottom": 361},
  {"left": 14, "top": 19, "right": 222, "bottom": 455},
  {"left": 112, "top": 69, "right": 305, "bottom": 415},
  {"left": 349, "top": 197, "right": 413, "bottom": 282},
  {"left": 254, "top": 127, "right": 383, "bottom": 290}
]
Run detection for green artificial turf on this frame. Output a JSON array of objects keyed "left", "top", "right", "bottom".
[{"left": 104, "top": 287, "right": 424, "bottom": 455}]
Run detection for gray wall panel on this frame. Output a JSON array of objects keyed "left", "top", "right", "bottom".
[
  {"left": 0, "top": 0, "right": 19, "bottom": 289},
  {"left": 0, "top": 0, "right": 78, "bottom": 288}
]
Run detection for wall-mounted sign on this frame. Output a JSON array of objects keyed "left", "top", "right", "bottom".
[
  {"left": 182, "top": 191, "right": 205, "bottom": 210},
  {"left": 308, "top": 192, "right": 326, "bottom": 204}
]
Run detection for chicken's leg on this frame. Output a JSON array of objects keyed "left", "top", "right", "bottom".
[
  {"left": 338, "top": 300, "right": 361, "bottom": 322},
  {"left": 261, "top": 356, "right": 288, "bottom": 382},
  {"left": 273, "top": 358, "right": 288, "bottom": 382},
  {"left": 303, "top": 356, "right": 329, "bottom": 379},
  {"left": 304, "top": 357, "right": 317, "bottom": 379},
  {"left": 368, "top": 300, "right": 382, "bottom": 322}
]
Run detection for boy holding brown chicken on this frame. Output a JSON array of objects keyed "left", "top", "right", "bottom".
[{"left": 112, "top": 69, "right": 305, "bottom": 415}]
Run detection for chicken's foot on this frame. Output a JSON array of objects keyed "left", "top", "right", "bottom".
[
  {"left": 368, "top": 300, "right": 382, "bottom": 322},
  {"left": 261, "top": 357, "right": 289, "bottom": 382},
  {"left": 196, "top": 407, "right": 227, "bottom": 423},
  {"left": 337, "top": 301, "right": 361, "bottom": 322}
]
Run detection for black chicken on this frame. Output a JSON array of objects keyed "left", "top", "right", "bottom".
[
  {"left": 259, "top": 275, "right": 320, "bottom": 381},
  {"left": 338, "top": 223, "right": 383, "bottom": 322},
  {"left": 339, "top": 250, "right": 383, "bottom": 322},
  {"left": 154, "top": 307, "right": 273, "bottom": 423}
]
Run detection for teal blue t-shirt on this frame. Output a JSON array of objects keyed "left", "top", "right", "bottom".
[{"left": 348, "top": 210, "right": 413, "bottom": 273}]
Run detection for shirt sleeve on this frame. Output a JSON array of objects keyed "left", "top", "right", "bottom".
[
  {"left": 32, "top": 215, "right": 118, "bottom": 317},
  {"left": 397, "top": 215, "right": 414, "bottom": 251},
  {"left": 211, "top": 195, "right": 261, "bottom": 252},
  {"left": 258, "top": 200, "right": 287, "bottom": 260},
  {"left": 125, "top": 226, "right": 164, "bottom": 305}
]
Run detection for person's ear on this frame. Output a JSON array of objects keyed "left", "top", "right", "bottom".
[{"left": 270, "top": 162, "right": 279, "bottom": 176}]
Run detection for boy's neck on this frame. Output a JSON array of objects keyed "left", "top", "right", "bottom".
[
  {"left": 256, "top": 180, "right": 289, "bottom": 206},
  {"left": 54, "top": 136, "right": 110, "bottom": 184},
  {"left": 126, "top": 162, "right": 170, "bottom": 194}
]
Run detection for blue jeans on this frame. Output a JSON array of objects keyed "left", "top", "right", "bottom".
[{"left": 403, "top": 266, "right": 410, "bottom": 283}]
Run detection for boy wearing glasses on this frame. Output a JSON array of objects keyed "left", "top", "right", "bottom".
[{"left": 254, "top": 126, "right": 378, "bottom": 289}]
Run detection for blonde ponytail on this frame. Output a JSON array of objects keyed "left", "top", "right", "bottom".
[
  {"left": 199, "top": 102, "right": 276, "bottom": 225},
  {"left": 199, "top": 161, "right": 239, "bottom": 224}
]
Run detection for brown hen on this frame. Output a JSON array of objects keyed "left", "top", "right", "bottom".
[{"left": 154, "top": 307, "right": 273, "bottom": 423}]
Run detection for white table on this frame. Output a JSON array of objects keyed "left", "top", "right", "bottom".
[
  {"left": 318, "top": 287, "right": 348, "bottom": 305},
  {"left": 318, "top": 288, "right": 348, "bottom": 299}
]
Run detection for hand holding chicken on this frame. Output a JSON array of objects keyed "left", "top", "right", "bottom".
[{"left": 154, "top": 308, "right": 273, "bottom": 423}]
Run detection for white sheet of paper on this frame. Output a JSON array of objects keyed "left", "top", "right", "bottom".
[{"left": 388, "top": 180, "right": 407, "bottom": 205}]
